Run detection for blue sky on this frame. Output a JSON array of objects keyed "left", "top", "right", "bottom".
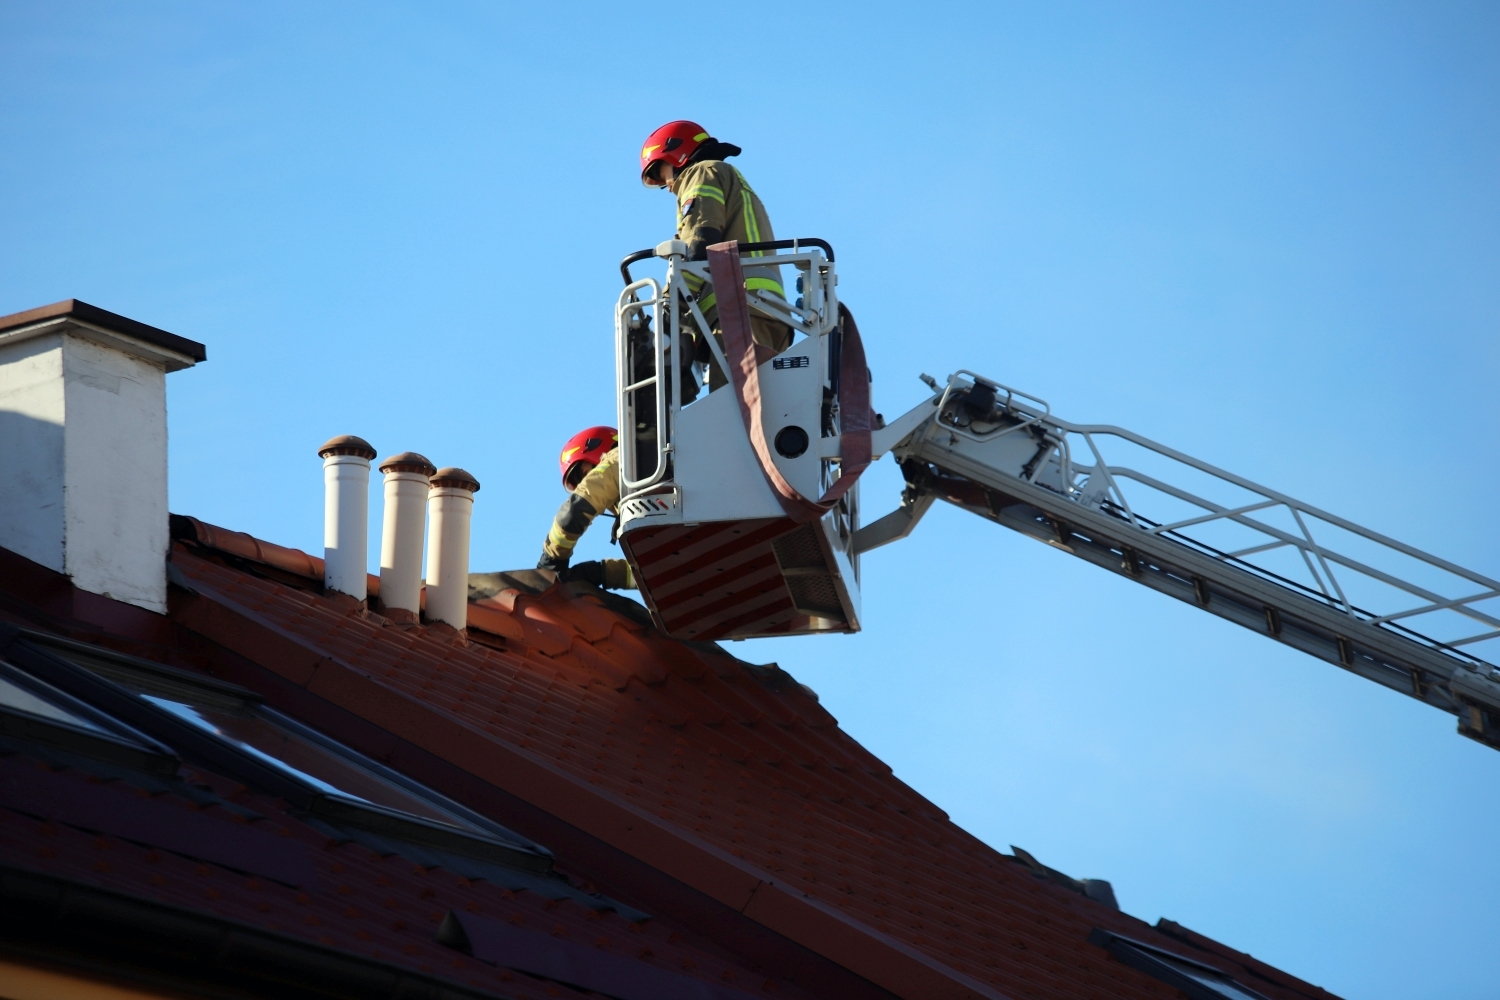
[{"left": 3, "top": 3, "right": 1497, "bottom": 997}]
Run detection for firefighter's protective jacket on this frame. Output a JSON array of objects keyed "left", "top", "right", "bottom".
[
  {"left": 675, "top": 160, "right": 786, "bottom": 315},
  {"left": 539, "top": 447, "right": 634, "bottom": 589}
]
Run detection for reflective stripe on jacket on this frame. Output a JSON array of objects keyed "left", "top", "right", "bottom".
[{"left": 675, "top": 160, "right": 785, "bottom": 312}]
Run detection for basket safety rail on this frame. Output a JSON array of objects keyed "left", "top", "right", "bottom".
[
  {"left": 615, "top": 240, "right": 839, "bottom": 503},
  {"left": 869, "top": 372, "right": 1500, "bottom": 749}
]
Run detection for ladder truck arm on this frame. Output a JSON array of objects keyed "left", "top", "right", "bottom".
[
  {"left": 610, "top": 238, "right": 1499, "bottom": 751},
  {"left": 855, "top": 371, "right": 1500, "bottom": 751}
]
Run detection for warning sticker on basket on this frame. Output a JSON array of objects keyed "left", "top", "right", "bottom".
[{"left": 621, "top": 489, "right": 679, "bottom": 520}]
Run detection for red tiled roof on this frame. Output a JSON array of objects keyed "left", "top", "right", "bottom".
[
  {"left": 0, "top": 741, "right": 789, "bottom": 999},
  {"left": 0, "top": 523, "right": 1341, "bottom": 1000}
]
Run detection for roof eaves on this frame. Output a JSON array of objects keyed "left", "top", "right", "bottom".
[
  {"left": 0, "top": 299, "right": 206, "bottom": 367},
  {"left": 0, "top": 864, "right": 504, "bottom": 1000}
]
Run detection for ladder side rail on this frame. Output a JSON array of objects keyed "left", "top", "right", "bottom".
[
  {"left": 674, "top": 249, "right": 838, "bottom": 337},
  {"left": 962, "top": 376, "right": 1500, "bottom": 593},
  {"left": 906, "top": 452, "right": 1477, "bottom": 723},
  {"left": 1098, "top": 503, "right": 1494, "bottom": 659},
  {"left": 1103, "top": 464, "right": 1500, "bottom": 635},
  {"left": 906, "top": 436, "right": 1493, "bottom": 682},
  {"left": 1074, "top": 431, "right": 1143, "bottom": 529},
  {"left": 1372, "top": 592, "right": 1500, "bottom": 626},
  {"left": 900, "top": 379, "right": 1499, "bottom": 649},
  {"left": 616, "top": 277, "right": 670, "bottom": 493},
  {"left": 1289, "top": 506, "right": 1352, "bottom": 614},
  {"left": 1054, "top": 422, "right": 1500, "bottom": 593},
  {"left": 1104, "top": 464, "right": 1500, "bottom": 638},
  {"left": 1452, "top": 629, "right": 1500, "bottom": 648}
]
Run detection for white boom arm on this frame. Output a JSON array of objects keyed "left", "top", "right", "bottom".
[{"left": 857, "top": 371, "right": 1500, "bottom": 751}]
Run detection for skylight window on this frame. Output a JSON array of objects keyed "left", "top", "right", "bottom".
[
  {"left": 142, "top": 695, "right": 466, "bottom": 827},
  {"left": 0, "top": 655, "right": 177, "bottom": 774},
  {"left": 12, "top": 628, "right": 550, "bottom": 871},
  {"left": 0, "top": 667, "right": 108, "bottom": 733}
]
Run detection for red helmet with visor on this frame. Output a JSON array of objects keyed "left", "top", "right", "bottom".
[
  {"left": 559, "top": 426, "right": 617, "bottom": 490},
  {"left": 640, "top": 120, "right": 710, "bottom": 186}
]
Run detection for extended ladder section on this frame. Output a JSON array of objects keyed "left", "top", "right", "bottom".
[
  {"left": 613, "top": 239, "right": 862, "bottom": 641},
  {"left": 858, "top": 373, "right": 1500, "bottom": 750}
]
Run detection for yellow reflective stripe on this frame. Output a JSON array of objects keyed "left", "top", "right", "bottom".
[
  {"left": 745, "top": 277, "right": 784, "bottom": 297},
  {"left": 742, "top": 190, "right": 764, "bottom": 256},
  {"left": 693, "top": 132, "right": 708, "bottom": 142},
  {"left": 683, "top": 184, "right": 725, "bottom": 204},
  {"left": 697, "top": 279, "right": 783, "bottom": 316},
  {"left": 547, "top": 522, "right": 577, "bottom": 551}
]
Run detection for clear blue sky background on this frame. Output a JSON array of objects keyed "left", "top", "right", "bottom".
[{"left": 3, "top": 4, "right": 1497, "bottom": 997}]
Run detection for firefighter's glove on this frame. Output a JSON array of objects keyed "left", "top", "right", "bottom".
[
  {"left": 537, "top": 552, "right": 569, "bottom": 573},
  {"left": 566, "top": 560, "right": 607, "bottom": 587}
]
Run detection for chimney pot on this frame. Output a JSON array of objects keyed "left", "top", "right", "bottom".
[
  {"left": 379, "top": 451, "right": 437, "bottom": 477},
  {"left": 430, "top": 467, "right": 481, "bottom": 492},
  {"left": 319, "top": 434, "right": 377, "bottom": 460},
  {"left": 321, "top": 435, "right": 374, "bottom": 601},
  {"left": 424, "top": 467, "right": 480, "bottom": 629},
  {"left": 378, "top": 451, "right": 433, "bottom": 616}
]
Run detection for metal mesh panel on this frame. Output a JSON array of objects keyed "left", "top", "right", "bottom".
[
  {"left": 772, "top": 523, "right": 826, "bottom": 569},
  {"left": 786, "top": 575, "right": 844, "bottom": 618}
]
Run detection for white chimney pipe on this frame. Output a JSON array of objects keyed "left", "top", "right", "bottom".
[
  {"left": 424, "top": 467, "right": 480, "bottom": 630},
  {"left": 377, "top": 451, "right": 435, "bottom": 618},
  {"left": 319, "top": 435, "right": 376, "bottom": 601}
]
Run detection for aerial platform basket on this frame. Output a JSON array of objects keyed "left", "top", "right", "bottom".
[{"left": 614, "top": 238, "right": 870, "bottom": 641}]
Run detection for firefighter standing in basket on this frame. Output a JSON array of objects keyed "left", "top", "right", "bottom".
[{"left": 640, "top": 120, "right": 793, "bottom": 388}]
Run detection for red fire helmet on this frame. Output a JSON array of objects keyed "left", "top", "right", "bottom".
[
  {"left": 559, "top": 426, "right": 617, "bottom": 490},
  {"left": 640, "top": 120, "right": 710, "bottom": 186}
]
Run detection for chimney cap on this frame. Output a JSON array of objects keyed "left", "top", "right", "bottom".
[
  {"left": 0, "top": 298, "right": 206, "bottom": 369},
  {"left": 379, "top": 451, "right": 437, "bottom": 476},
  {"left": 318, "top": 435, "right": 377, "bottom": 460},
  {"left": 431, "top": 467, "right": 480, "bottom": 492}
]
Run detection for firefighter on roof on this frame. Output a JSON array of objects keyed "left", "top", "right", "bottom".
[
  {"left": 537, "top": 426, "right": 635, "bottom": 589},
  {"left": 641, "top": 120, "right": 792, "bottom": 389}
]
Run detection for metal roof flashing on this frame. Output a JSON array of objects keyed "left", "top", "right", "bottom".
[{"left": 0, "top": 299, "right": 206, "bottom": 371}]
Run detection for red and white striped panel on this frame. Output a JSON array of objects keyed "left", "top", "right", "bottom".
[{"left": 623, "top": 517, "right": 834, "bottom": 641}]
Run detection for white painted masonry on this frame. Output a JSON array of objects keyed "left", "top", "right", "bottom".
[{"left": 0, "top": 311, "right": 200, "bottom": 614}]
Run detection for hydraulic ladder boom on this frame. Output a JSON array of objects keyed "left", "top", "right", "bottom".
[{"left": 859, "top": 372, "right": 1500, "bottom": 751}]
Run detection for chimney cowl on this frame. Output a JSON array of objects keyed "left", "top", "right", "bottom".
[
  {"left": 430, "top": 467, "right": 481, "bottom": 492},
  {"left": 379, "top": 451, "right": 437, "bottom": 476},
  {"left": 318, "top": 435, "right": 377, "bottom": 460}
]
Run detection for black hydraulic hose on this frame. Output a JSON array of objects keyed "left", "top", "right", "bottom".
[
  {"left": 620, "top": 249, "right": 656, "bottom": 286},
  {"left": 736, "top": 238, "right": 835, "bottom": 262},
  {"left": 620, "top": 237, "right": 836, "bottom": 286}
]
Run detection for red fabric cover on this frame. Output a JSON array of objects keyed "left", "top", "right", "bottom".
[{"left": 706, "top": 241, "right": 872, "bottom": 524}]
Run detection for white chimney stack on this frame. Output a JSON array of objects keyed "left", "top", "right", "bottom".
[
  {"left": 318, "top": 435, "right": 376, "bottom": 601},
  {"left": 377, "top": 451, "right": 435, "bottom": 619},
  {"left": 424, "top": 467, "right": 480, "bottom": 630},
  {"left": 0, "top": 300, "right": 204, "bottom": 614}
]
